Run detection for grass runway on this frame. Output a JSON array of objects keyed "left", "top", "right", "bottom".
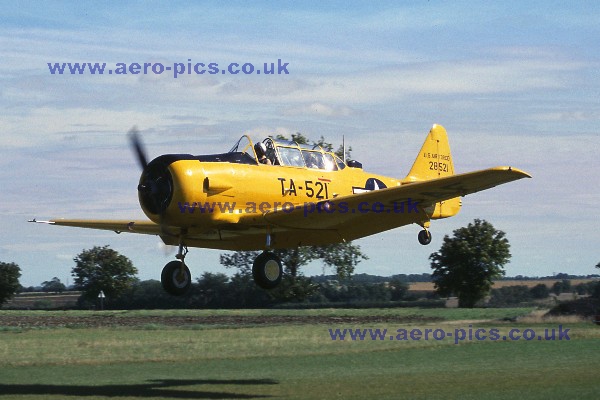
[{"left": 0, "top": 308, "right": 598, "bottom": 399}]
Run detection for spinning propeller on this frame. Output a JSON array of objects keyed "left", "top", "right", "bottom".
[{"left": 129, "top": 126, "right": 149, "bottom": 170}]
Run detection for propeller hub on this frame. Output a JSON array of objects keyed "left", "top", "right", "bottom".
[
  {"left": 129, "top": 128, "right": 174, "bottom": 216},
  {"left": 138, "top": 161, "right": 173, "bottom": 215}
]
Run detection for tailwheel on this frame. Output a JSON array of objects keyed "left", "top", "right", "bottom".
[
  {"left": 418, "top": 229, "right": 432, "bottom": 245},
  {"left": 252, "top": 252, "right": 283, "bottom": 290},
  {"left": 161, "top": 260, "right": 192, "bottom": 296}
]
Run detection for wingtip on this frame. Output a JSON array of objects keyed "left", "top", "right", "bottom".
[
  {"left": 509, "top": 166, "right": 532, "bottom": 178},
  {"left": 492, "top": 166, "right": 532, "bottom": 178},
  {"left": 28, "top": 218, "right": 55, "bottom": 224}
]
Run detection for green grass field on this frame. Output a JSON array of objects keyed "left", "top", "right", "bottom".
[{"left": 0, "top": 308, "right": 598, "bottom": 399}]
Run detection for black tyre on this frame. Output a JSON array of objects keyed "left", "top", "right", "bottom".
[
  {"left": 161, "top": 260, "right": 192, "bottom": 296},
  {"left": 252, "top": 252, "right": 283, "bottom": 289},
  {"left": 418, "top": 229, "right": 432, "bottom": 245}
]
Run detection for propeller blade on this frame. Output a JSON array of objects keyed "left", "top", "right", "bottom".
[{"left": 128, "top": 126, "right": 148, "bottom": 170}]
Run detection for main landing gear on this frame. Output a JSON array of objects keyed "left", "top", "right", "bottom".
[
  {"left": 161, "top": 243, "right": 192, "bottom": 296},
  {"left": 252, "top": 251, "right": 283, "bottom": 290},
  {"left": 160, "top": 242, "right": 284, "bottom": 295},
  {"left": 251, "top": 229, "right": 283, "bottom": 290},
  {"left": 161, "top": 260, "right": 191, "bottom": 296},
  {"left": 417, "top": 221, "right": 432, "bottom": 246}
]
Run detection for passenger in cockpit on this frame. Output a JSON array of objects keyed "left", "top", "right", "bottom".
[{"left": 254, "top": 142, "right": 272, "bottom": 165}]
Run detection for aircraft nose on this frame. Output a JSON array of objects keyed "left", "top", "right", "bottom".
[{"left": 137, "top": 160, "right": 174, "bottom": 215}]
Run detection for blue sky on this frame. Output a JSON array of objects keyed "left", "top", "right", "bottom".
[{"left": 1, "top": 1, "right": 598, "bottom": 286}]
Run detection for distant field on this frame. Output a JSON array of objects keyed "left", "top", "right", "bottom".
[
  {"left": 0, "top": 308, "right": 598, "bottom": 399},
  {"left": 409, "top": 278, "right": 598, "bottom": 291},
  {"left": 4, "top": 292, "right": 81, "bottom": 309},
  {"left": 7, "top": 278, "right": 596, "bottom": 309}
]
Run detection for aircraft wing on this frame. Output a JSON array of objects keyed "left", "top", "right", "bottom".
[
  {"left": 261, "top": 166, "right": 531, "bottom": 233},
  {"left": 29, "top": 219, "right": 164, "bottom": 235},
  {"left": 30, "top": 166, "right": 530, "bottom": 249}
]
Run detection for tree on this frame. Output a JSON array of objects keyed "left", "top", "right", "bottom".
[
  {"left": 551, "top": 279, "right": 571, "bottom": 295},
  {"left": 488, "top": 285, "right": 532, "bottom": 307},
  {"left": 196, "top": 272, "right": 231, "bottom": 307},
  {"left": 593, "top": 262, "right": 600, "bottom": 300},
  {"left": 312, "top": 242, "right": 368, "bottom": 279},
  {"left": 220, "top": 251, "right": 261, "bottom": 276},
  {"left": 41, "top": 277, "right": 67, "bottom": 293},
  {"left": 228, "top": 272, "right": 274, "bottom": 307},
  {"left": 389, "top": 278, "right": 409, "bottom": 301},
  {"left": 220, "top": 244, "right": 367, "bottom": 300},
  {"left": 0, "top": 262, "right": 21, "bottom": 306},
  {"left": 275, "top": 132, "right": 353, "bottom": 161},
  {"left": 71, "top": 246, "right": 138, "bottom": 304},
  {"left": 274, "top": 247, "right": 314, "bottom": 280},
  {"left": 430, "top": 219, "right": 511, "bottom": 308},
  {"left": 530, "top": 283, "right": 550, "bottom": 299}
]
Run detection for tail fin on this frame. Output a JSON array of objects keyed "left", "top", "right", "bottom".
[
  {"left": 403, "top": 124, "right": 460, "bottom": 218},
  {"left": 404, "top": 124, "right": 455, "bottom": 182}
]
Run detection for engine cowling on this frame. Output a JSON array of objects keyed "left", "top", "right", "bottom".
[
  {"left": 137, "top": 155, "right": 211, "bottom": 226},
  {"left": 137, "top": 157, "right": 174, "bottom": 217}
]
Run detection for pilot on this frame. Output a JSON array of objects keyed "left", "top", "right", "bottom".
[
  {"left": 254, "top": 142, "right": 272, "bottom": 165},
  {"left": 305, "top": 152, "right": 323, "bottom": 169},
  {"left": 305, "top": 153, "right": 318, "bottom": 169}
]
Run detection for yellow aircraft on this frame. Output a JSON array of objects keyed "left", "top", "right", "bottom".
[{"left": 31, "top": 124, "right": 530, "bottom": 295}]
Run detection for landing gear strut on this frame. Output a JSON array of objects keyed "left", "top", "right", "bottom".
[
  {"left": 158, "top": 237, "right": 285, "bottom": 294},
  {"left": 161, "top": 242, "right": 191, "bottom": 296},
  {"left": 252, "top": 251, "right": 283, "bottom": 290}
]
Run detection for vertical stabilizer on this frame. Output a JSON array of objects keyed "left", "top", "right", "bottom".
[
  {"left": 403, "top": 124, "right": 460, "bottom": 218},
  {"left": 404, "top": 124, "right": 455, "bottom": 182}
]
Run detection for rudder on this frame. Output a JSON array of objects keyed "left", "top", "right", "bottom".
[
  {"left": 404, "top": 124, "right": 455, "bottom": 182},
  {"left": 403, "top": 124, "right": 460, "bottom": 218}
]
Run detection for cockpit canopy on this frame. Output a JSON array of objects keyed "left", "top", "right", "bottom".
[{"left": 228, "top": 135, "right": 346, "bottom": 171}]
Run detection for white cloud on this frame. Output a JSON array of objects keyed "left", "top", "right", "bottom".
[
  {"left": 0, "top": 107, "right": 169, "bottom": 147},
  {"left": 529, "top": 111, "right": 600, "bottom": 122},
  {"left": 282, "top": 102, "right": 355, "bottom": 117}
]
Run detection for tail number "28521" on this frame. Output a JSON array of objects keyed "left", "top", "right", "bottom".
[{"left": 429, "top": 161, "right": 448, "bottom": 172}]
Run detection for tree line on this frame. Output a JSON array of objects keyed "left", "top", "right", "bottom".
[
  {"left": 92, "top": 273, "right": 434, "bottom": 310},
  {"left": 2, "top": 217, "right": 600, "bottom": 309}
]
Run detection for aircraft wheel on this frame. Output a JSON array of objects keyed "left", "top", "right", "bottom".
[
  {"left": 418, "top": 229, "right": 432, "bottom": 245},
  {"left": 161, "top": 260, "right": 192, "bottom": 296},
  {"left": 252, "top": 252, "right": 283, "bottom": 289}
]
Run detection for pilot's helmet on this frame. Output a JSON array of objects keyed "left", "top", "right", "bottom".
[{"left": 254, "top": 142, "right": 267, "bottom": 157}]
